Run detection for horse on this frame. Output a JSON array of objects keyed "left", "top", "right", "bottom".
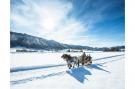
[
  {"left": 85, "top": 55, "right": 92, "bottom": 65},
  {"left": 61, "top": 54, "right": 79, "bottom": 69},
  {"left": 61, "top": 53, "right": 92, "bottom": 69},
  {"left": 77, "top": 54, "right": 92, "bottom": 66}
]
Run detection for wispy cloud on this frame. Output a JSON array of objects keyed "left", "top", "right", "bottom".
[
  {"left": 11, "top": 0, "right": 125, "bottom": 47},
  {"left": 11, "top": 0, "right": 90, "bottom": 45}
]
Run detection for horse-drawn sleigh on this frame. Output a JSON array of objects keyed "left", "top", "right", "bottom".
[{"left": 61, "top": 52, "right": 92, "bottom": 69}]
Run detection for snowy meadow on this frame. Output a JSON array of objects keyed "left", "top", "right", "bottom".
[{"left": 10, "top": 51, "right": 125, "bottom": 89}]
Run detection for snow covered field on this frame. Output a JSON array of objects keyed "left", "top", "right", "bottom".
[{"left": 10, "top": 52, "right": 125, "bottom": 89}]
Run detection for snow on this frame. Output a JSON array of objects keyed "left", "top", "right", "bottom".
[{"left": 10, "top": 52, "right": 125, "bottom": 89}]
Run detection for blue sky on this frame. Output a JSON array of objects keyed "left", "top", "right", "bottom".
[{"left": 10, "top": 0, "right": 125, "bottom": 47}]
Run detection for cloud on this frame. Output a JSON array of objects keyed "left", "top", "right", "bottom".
[
  {"left": 11, "top": 0, "right": 124, "bottom": 47},
  {"left": 11, "top": 0, "right": 89, "bottom": 45}
]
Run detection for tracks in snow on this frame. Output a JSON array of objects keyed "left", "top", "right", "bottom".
[
  {"left": 11, "top": 53, "right": 124, "bottom": 85},
  {"left": 10, "top": 53, "right": 124, "bottom": 73}
]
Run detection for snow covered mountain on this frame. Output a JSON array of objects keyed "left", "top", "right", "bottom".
[{"left": 10, "top": 32, "right": 92, "bottom": 50}]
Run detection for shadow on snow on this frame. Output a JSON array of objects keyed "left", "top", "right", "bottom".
[
  {"left": 66, "top": 63, "right": 111, "bottom": 83},
  {"left": 11, "top": 54, "right": 124, "bottom": 85},
  {"left": 65, "top": 56, "right": 124, "bottom": 83},
  {"left": 11, "top": 54, "right": 124, "bottom": 73},
  {"left": 87, "top": 64, "right": 110, "bottom": 73},
  {"left": 66, "top": 67, "right": 92, "bottom": 83},
  {"left": 11, "top": 63, "right": 111, "bottom": 85}
]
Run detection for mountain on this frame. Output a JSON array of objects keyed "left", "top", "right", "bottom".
[{"left": 10, "top": 32, "right": 93, "bottom": 50}]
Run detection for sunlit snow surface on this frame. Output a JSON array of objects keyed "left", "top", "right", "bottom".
[{"left": 11, "top": 52, "right": 125, "bottom": 89}]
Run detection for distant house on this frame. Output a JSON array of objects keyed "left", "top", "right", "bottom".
[
  {"left": 67, "top": 49, "right": 83, "bottom": 52},
  {"left": 16, "top": 49, "right": 37, "bottom": 52},
  {"left": 104, "top": 47, "right": 120, "bottom": 52},
  {"left": 120, "top": 49, "right": 125, "bottom": 52},
  {"left": 16, "top": 49, "right": 28, "bottom": 52}
]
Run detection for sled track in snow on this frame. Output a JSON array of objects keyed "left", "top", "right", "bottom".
[
  {"left": 10, "top": 54, "right": 124, "bottom": 73},
  {"left": 93, "top": 54, "right": 124, "bottom": 61},
  {"left": 11, "top": 54, "right": 124, "bottom": 85},
  {"left": 10, "top": 64, "right": 66, "bottom": 73},
  {"left": 11, "top": 71, "right": 66, "bottom": 85}
]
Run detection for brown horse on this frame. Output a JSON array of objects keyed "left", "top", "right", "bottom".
[
  {"left": 85, "top": 55, "right": 92, "bottom": 65},
  {"left": 77, "top": 53, "right": 92, "bottom": 66}
]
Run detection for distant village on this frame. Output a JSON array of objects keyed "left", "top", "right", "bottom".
[{"left": 11, "top": 46, "right": 125, "bottom": 53}]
